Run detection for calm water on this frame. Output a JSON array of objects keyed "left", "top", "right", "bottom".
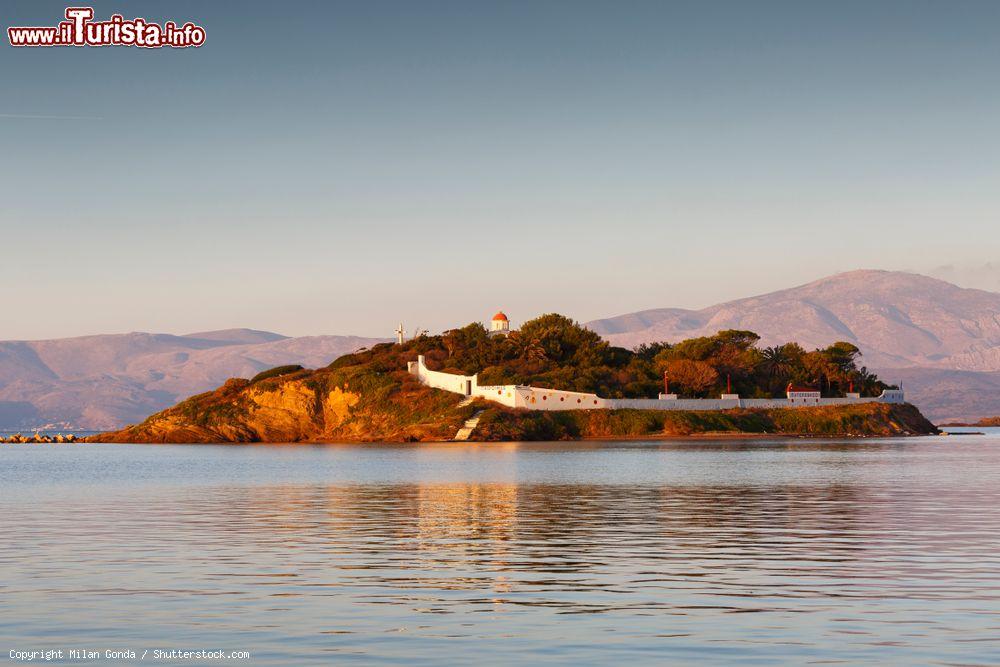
[{"left": 2, "top": 433, "right": 999, "bottom": 665}]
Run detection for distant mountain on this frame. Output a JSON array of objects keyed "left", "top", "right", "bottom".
[
  {"left": 589, "top": 270, "right": 1000, "bottom": 370},
  {"left": 586, "top": 270, "right": 1000, "bottom": 422},
  {"left": 0, "top": 330, "right": 386, "bottom": 430},
  {"left": 875, "top": 367, "right": 1000, "bottom": 425},
  {"left": 5, "top": 270, "right": 998, "bottom": 428},
  {"left": 181, "top": 329, "right": 289, "bottom": 344}
]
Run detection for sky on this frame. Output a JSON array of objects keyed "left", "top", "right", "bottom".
[{"left": 2, "top": 0, "right": 998, "bottom": 340}]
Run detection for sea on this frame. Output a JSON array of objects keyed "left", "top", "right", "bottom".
[{"left": 1, "top": 431, "right": 999, "bottom": 665}]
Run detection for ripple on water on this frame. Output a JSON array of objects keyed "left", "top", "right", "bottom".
[{"left": 1, "top": 438, "right": 1000, "bottom": 665}]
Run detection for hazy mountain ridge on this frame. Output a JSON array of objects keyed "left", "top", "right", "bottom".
[
  {"left": 4, "top": 270, "right": 999, "bottom": 428},
  {"left": 589, "top": 270, "right": 1000, "bottom": 370},
  {"left": 586, "top": 270, "right": 1000, "bottom": 422},
  {"left": 876, "top": 367, "right": 1000, "bottom": 425},
  {"left": 0, "top": 330, "right": 386, "bottom": 430}
]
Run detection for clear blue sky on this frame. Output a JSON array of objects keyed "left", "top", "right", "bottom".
[{"left": 2, "top": 1, "right": 998, "bottom": 339}]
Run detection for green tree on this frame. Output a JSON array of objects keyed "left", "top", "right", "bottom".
[
  {"left": 422, "top": 314, "right": 887, "bottom": 401},
  {"left": 759, "top": 343, "right": 802, "bottom": 396},
  {"left": 663, "top": 359, "right": 719, "bottom": 397}
]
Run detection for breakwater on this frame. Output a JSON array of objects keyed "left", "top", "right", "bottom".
[{"left": 1, "top": 433, "right": 80, "bottom": 444}]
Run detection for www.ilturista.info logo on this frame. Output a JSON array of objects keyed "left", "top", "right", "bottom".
[{"left": 8, "top": 7, "right": 205, "bottom": 48}]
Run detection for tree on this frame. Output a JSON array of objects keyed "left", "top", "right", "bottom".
[
  {"left": 760, "top": 345, "right": 791, "bottom": 395},
  {"left": 714, "top": 330, "right": 761, "bottom": 350},
  {"left": 429, "top": 314, "right": 886, "bottom": 401},
  {"left": 820, "top": 342, "right": 862, "bottom": 394},
  {"left": 513, "top": 313, "right": 609, "bottom": 365},
  {"left": 441, "top": 323, "right": 502, "bottom": 373},
  {"left": 663, "top": 359, "right": 719, "bottom": 397},
  {"left": 712, "top": 330, "right": 761, "bottom": 391},
  {"left": 633, "top": 341, "right": 672, "bottom": 360}
]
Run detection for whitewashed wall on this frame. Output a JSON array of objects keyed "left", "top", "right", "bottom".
[
  {"left": 409, "top": 357, "right": 520, "bottom": 408},
  {"left": 410, "top": 356, "right": 905, "bottom": 411},
  {"left": 409, "top": 358, "right": 476, "bottom": 395},
  {"left": 475, "top": 384, "right": 520, "bottom": 408}
]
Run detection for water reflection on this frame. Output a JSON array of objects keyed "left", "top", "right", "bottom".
[{"left": 1, "top": 439, "right": 999, "bottom": 665}]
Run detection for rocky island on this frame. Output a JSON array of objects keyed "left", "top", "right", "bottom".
[
  {"left": 939, "top": 416, "right": 1000, "bottom": 427},
  {"left": 93, "top": 315, "right": 938, "bottom": 443}
]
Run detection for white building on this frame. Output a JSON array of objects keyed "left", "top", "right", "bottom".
[
  {"left": 786, "top": 384, "right": 821, "bottom": 406},
  {"left": 489, "top": 311, "right": 511, "bottom": 335}
]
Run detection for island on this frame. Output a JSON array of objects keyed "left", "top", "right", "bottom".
[
  {"left": 939, "top": 416, "right": 1000, "bottom": 427},
  {"left": 93, "top": 314, "right": 938, "bottom": 443}
]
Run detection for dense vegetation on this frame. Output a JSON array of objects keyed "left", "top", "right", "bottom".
[
  {"left": 249, "top": 364, "right": 304, "bottom": 384},
  {"left": 339, "top": 313, "right": 893, "bottom": 399}
]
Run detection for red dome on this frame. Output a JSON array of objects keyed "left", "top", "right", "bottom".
[{"left": 492, "top": 311, "right": 508, "bottom": 322}]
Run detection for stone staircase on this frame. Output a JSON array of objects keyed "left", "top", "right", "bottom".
[{"left": 453, "top": 409, "right": 484, "bottom": 441}]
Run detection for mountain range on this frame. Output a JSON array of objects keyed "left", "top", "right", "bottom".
[
  {"left": 0, "top": 330, "right": 385, "bottom": 430},
  {"left": 586, "top": 270, "right": 1000, "bottom": 422},
  {"left": 2, "top": 270, "right": 998, "bottom": 429}
]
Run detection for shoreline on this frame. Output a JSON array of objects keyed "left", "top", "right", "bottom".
[
  {"left": 576, "top": 430, "right": 947, "bottom": 442},
  {"left": 67, "top": 430, "right": 949, "bottom": 446}
]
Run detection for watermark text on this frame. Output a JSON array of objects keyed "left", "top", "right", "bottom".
[{"left": 8, "top": 7, "right": 205, "bottom": 48}]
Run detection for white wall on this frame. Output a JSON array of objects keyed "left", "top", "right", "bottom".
[
  {"left": 410, "top": 357, "right": 477, "bottom": 396},
  {"left": 513, "top": 386, "right": 604, "bottom": 410},
  {"left": 474, "top": 383, "right": 519, "bottom": 408},
  {"left": 410, "top": 356, "right": 520, "bottom": 408},
  {"left": 410, "top": 356, "right": 905, "bottom": 412}
]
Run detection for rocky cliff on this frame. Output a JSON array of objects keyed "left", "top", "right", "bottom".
[{"left": 95, "top": 360, "right": 472, "bottom": 444}]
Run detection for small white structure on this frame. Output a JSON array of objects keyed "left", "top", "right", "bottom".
[
  {"left": 395, "top": 323, "right": 406, "bottom": 345},
  {"left": 786, "top": 384, "right": 821, "bottom": 406},
  {"left": 490, "top": 311, "right": 511, "bottom": 335}
]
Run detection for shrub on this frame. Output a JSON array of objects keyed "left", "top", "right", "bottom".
[{"left": 250, "top": 365, "right": 304, "bottom": 384}]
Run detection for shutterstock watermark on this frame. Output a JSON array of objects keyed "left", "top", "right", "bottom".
[{"left": 8, "top": 7, "right": 205, "bottom": 48}]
